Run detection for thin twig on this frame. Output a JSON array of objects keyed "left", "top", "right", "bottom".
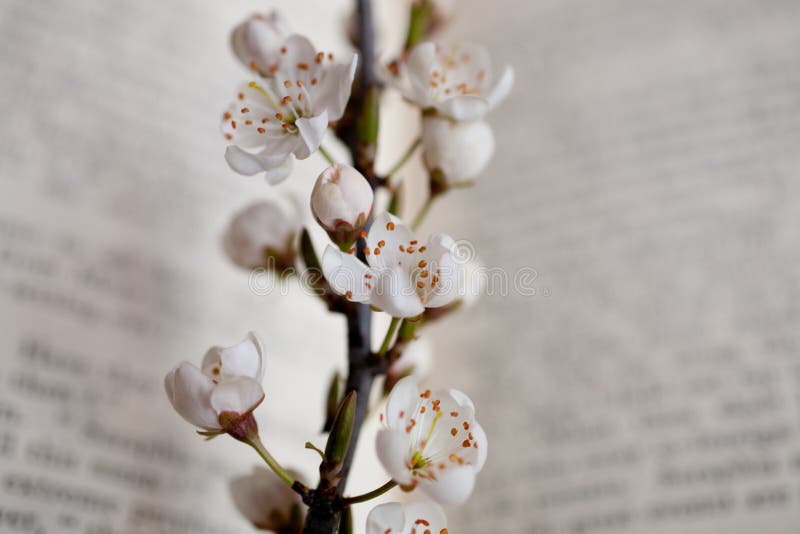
[
  {"left": 385, "top": 137, "right": 421, "bottom": 179},
  {"left": 343, "top": 480, "right": 398, "bottom": 505}
]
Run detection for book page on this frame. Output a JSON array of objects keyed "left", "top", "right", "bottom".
[
  {"left": 427, "top": 0, "right": 800, "bottom": 533},
  {"left": 0, "top": 0, "right": 406, "bottom": 532}
]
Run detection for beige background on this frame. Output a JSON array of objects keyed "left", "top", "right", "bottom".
[{"left": 1, "top": 0, "right": 800, "bottom": 533}]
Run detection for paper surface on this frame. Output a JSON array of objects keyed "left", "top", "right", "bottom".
[
  {"left": 431, "top": 0, "right": 800, "bottom": 532},
  {"left": 2, "top": 0, "right": 800, "bottom": 533}
]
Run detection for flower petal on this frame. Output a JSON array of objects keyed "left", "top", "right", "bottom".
[
  {"left": 418, "top": 465, "right": 476, "bottom": 506},
  {"left": 209, "top": 376, "right": 265, "bottom": 416},
  {"left": 230, "top": 466, "right": 301, "bottom": 530},
  {"left": 311, "top": 54, "right": 358, "bottom": 121},
  {"left": 487, "top": 65, "right": 514, "bottom": 110},
  {"left": 376, "top": 429, "right": 414, "bottom": 486},
  {"left": 418, "top": 233, "right": 460, "bottom": 309},
  {"left": 321, "top": 245, "right": 374, "bottom": 303},
  {"left": 164, "top": 363, "right": 221, "bottom": 430},
  {"left": 202, "top": 332, "right": 264, "bottom": 382},
  {"left": 384, "top": 376, "right": 420, "bottom": 430},
  {"left": 225, "top": 145, "right": 292, "bottom": 177},
  {"left": 369, "top": 268, "right": 426, "bottom": 318},
  {"left": 294, "top": 110, "right": 329, "bottom": 159},
  {"left": 365, "top": 502, "right": 405, "bottom": 534},
  {"left": 366, "top": 212, "right": 415, "bottom": 270},
  {"left": 404, "top": 501, "right": 447, "bottom": 533},
  {"left": 470, "top": 421, "right": 488, "bottom": 471},
  {"left": 435, "top": 94, "right": 490, "bottom": 121}
]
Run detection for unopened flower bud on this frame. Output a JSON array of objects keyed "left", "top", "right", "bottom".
[
  {"left": 224, "top": 198, "right": 301, "bottom": 274},
  {"left": 421, "top": 115, "right": 495, "bottom": 184},
  {"left": 311, "top": 164, "right": 374, "bottom": 247},
  {"left": 230, "top": 11, "right": 291, "bottom": 74}
]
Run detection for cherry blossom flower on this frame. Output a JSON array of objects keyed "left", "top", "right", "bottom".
[
  {"left": 224, "top": 197, "right": 302, "bottom": 272},
  {"left": 230, "top": 466, "right": 304, "bottom": 532},
  {"left": 388, "top": 41, "right": 513, "bottom": 121},
  {"left": 311, "top": 164, "right": 374, "bottom": 245},
  {"left": 222, "top": 36, "right": 358, "bottom": 184},
  {"left": 164, "top": 333, "right": 265, "bottom": 433},
  {"left": 376, "top": 377, "right": 487, "bottom": 506},
  {"left": 230, "top": 12, "right": 291, "bottom": 74},
  {"left": 421, "top": 115, "right": 494, "bottom": 182},
  {"left": 321, "top": 213, "right": 461, "bottom": 318},
  {"left": 366, "top": 501, "right": 448, "bottom": 534}
]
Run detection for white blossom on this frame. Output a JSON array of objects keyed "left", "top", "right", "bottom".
[
  {"left": 421, "top": 115, "right": 494, "bottom": 182},
  {"left": 311, "top": 164, "right": 374, "bottom": 240},
  {"left": 388, "top": 41, "right": 513, "bottom": 121},
  {"left": 230, "top": 12, "right": 291, "bottom": 73},
  {"left": 224, "top": 198, "right": 301, "bottom": 271},
  {"left": 376, "top": 377, "right": 487, "bottom": 506},
  {"left": 164, "top": 333, "right": 265, "bottom": 432},
  {"left": 222, "top": 35, "right": 358, "bottom": 184},
  {"left": 366, "top": 501, "right": 447, "bottom": 534},
  {"left": 230, "top": 466, "right": 303, "bottom": 531},
  {"left": 321, "top": 213, "right": 461, "bottom": 318}
]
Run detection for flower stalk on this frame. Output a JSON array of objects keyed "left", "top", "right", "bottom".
[{"left": 248, "top": 434, "right": 297, "bottom": 489}]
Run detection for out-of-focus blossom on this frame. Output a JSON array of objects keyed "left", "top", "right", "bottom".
[
  {"left": 230, "top": 466, "right": 304, "bottom": 532},
  {"left": 164, "top": 333, "right": 265, "bottom": 433},
  {"left": 366, "top": 501, "right": 447, "bottom": 534},
  {"left": 386, "top": 339, "right": 433, "bottom": 395},
  {"left": 223, "top": 198, "right": 301, "bottom": 273},
  {"left": 230, "top": 12, "right": 291, "bottom": 74},
  {"left": 321, "top": 213, "right": 461, "bottom": 318},
  {"left": 388, "top": 41, "right": 513, "bottom": 121},
  {"left": 421, "top": 115, "right": 494, "bottom": 182},
  {"left": 222, "top": 35, "right": 358, "bottom": 184},
  {"left": 376, "top": 377, "right": 487, "bottom": 505}
]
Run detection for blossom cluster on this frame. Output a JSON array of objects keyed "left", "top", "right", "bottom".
[{"left": 164, "top": 2, "right": 513, "bottom": 533}]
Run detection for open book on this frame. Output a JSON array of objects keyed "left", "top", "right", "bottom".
[{"left": 1, "top": 0, "right": 799, "bottom": 533}]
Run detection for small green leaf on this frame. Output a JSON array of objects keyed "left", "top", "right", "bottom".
[
  {"left": 325, "top": 391, "right": 357, "bottom": 468},
  {"left": 323, "top": 371, "right": 342, "bottom": 432}
]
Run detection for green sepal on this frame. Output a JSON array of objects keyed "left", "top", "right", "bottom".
[
  {"left": 323, "top": 371, "right": 342, "bottom": 432},
  {"left": 324, "top": 391, "right": 357, "bottom": 469}
]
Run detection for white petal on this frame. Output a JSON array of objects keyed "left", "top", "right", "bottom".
[
  {"left": 164, "top": 363, "right": 220, "bottom": 430},
  {"left": 404, "top": 42, "right": 438, "bottom": 106},
  {"left": 487, "top": 65, "right": 514, "bottom": 109},
  {"left": 312, "top": 54, "right": 358, "bottom": 121},
  {"left": 419, "top": 233, "right": 460, "bottom": 309},
  {"left": 448, "top": 387, "right": 476, "bottom": 415},
  {"left": 202, "top": 332, "right": 264, "bottom": 382},
  {"left": 419, "top": 465, "right": 476, "bottom": 506},
  {"left": 321, "top": 245, "right": 374, "bottom": 303},
  {"left": 369, "top": 268, "right": 426, "bottom": 318},
  {"left": 229, "top": 466, "right": 301, "bottom": 530},
  {"left": 404, "top": 501, "right": 448, "bottom": 533},
  {"left": 421, "top": 116, "right": 495, "bottom": 181},
  {"left": 366, "top": 212, "right": 415, "bottom": 269},
  {"left": 375, "top": 429, "right": 413, "bottom": 486},
  {"left": 470, "top": 421, "right": 488, "bottom": 471},
  {"left": 435, "top": 95, "right": 490, "bottom": 122},
  {"left": 365, "top": 502, "right": 405, "bottom": 534},
  {"left": 263, "top": 155, "right": 294, "bottom": 184},
  {"left": 209, "top": 377, "right": 265, "bottom": 417},
  {"left": 295, "top": 111, "right": 329, "bottom": 159},
  {"left": 384, "top": 376, "right": 419, "bottom": 430},
  {"left": 225, "top": 145, "right": 291, "bottom": 176}
]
